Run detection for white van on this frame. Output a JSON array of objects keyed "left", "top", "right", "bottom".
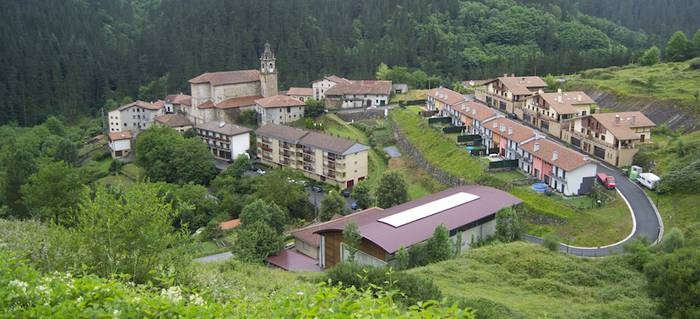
[{"left": 637, "top": 173, "right": 660, "bottom": 190}]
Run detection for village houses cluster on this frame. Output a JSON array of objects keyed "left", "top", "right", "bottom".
[
  {"left": 107, "top": 43, "right": 386, "bottom": 188},
  {"left": 105, "top": 43, "right": 657, "bottom": 272}
]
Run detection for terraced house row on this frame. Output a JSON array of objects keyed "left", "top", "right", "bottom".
[
  {"left": 471, "top": 75, "right": 655, "bottom": 167},
  {"left": 255, "top": 124, "right": 369, "bottom": 188}
]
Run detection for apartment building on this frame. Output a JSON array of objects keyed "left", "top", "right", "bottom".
[
  {"left": 564, "top": 112, "right": 655, "bottom": 167},
  {"left": 475, "top": 75, "right": 547, "bottom": 115},
  {"left": 195, "top": 121, "right": 252, "bottom": 161},
  {"left": 255, "top": 95, "right": 306, "bottom": 125},
  {"left": 482, "top": 118, "right": 539, "bottom": 159},
  {"left": 523, "top": 90, "right": 596, "bottom": 139},
  {"left": 108, "top": 100, "right": 165, "bottom": 133},
  {"left": 519, "top": 138, "right": 597, "bottom": 196},
  {"left": 255, "top": 124, "right": 369, "bottom": 188}
]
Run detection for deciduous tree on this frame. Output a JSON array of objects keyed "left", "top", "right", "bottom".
[
  {"left": 351, "top": 181, "right": 374, "bottom": 210},
  {"left": 320, "top": 191, "right": 346, "bottom": 221},
  {"left": 375, "top": 171, "right": 408, "bottom": 209},
  {"left": 21, "top": 161, "right": 84, "bottom": 226},
  {"left": 342, "top": 221, "right": 362, "bottom": 262},
  {"left": 426, "top": 225, "right": 451, "bottom": 263},
  {"left": 666, "top": 31, "right": 691, "bottom": 62}
]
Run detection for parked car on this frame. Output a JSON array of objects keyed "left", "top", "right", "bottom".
[
  {"left": 637, "top": 173, "right": 660, "bottom": 190},
  {"left": 256, "top": 168, "right": 266, "bottom": 175},
  {"left": 351, "top": 202, "right": 358, "bottom": 210},
  {"left": 311, "top": 185, "right": 323, "bottom": 193},
  {"left": 597, "top": 172, "right": 616, "bottom": 189},
  {"left": 340, "top": 188, "right": 352, "bottom": 197}
]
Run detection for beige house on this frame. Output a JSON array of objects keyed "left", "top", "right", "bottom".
[
  {"left": 255, "top": 124, "right": 369, "bottom": 188},
  {"left": 184, "top": 43, "right": 278, "bottom": 125},
  {"left": 108, "top": 131, "right": 132, "bottom": 159},
  {"left": 564, "top": 112, "right": 655, "bottom": 167},
  {"left": 475, "top": 75, "right": 547, "bottom": 115},
  {"left": 255, "top": 95, "right": 306, "bottom": 125},
  {"left": 523, "top": 90, "right": 596, "bottom": 139}
]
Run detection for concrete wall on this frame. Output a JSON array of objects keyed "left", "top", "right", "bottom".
[
  {"left": 257, "top": 106, "right": 305, "bottom": 125},
  {"left": 230, "top": 133, "right": 250, "bottom": 160},
  {"left": 109, "top": 106, "right": 163, "bottom": 133},
  {"left": 312, "top": 79, "right": 337, "bottom": 100},
  {"left": 294, "top": 238, "right": 319, "bottom": 260},
  {"left": 563, "top": 163, "right": 597, "bottom": 196}
]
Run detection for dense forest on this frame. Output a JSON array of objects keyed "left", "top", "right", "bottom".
[{"left": 0, "top": 0, "right": 689, "bottom": 126}]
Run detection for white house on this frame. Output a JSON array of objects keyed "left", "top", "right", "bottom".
[
  {"left": 108, "top": 131, "right": 132, "bottom": 159},
  {"left": 255, "top": 95, "right": 306, "bottom": 125},
  {"left": 195, "top": 121, "right": 252, "bottom": 162},
  {"left": 108, "top": 100, "right": 165, "bottom": 133},
  {"left": 519, "top": 138, "right": 597, "bottom": 196}
]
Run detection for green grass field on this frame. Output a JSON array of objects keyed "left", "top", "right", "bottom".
[
  {"left": 568, "top": 61, "right": 700, "bottom": 113},
  {"left": 410, "top": 242, "right": 655, "bottom": 319},
  {"left": 390, "top": 89, "right": 428, "bottom": 103}
]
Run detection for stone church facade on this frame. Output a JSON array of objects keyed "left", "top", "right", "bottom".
[{"left": 182, "top": 43, "right": 279, "bottom": 125}]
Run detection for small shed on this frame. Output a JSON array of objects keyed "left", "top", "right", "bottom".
[{"left": 392, "top": 83, "right": 408, "bottom": 94}]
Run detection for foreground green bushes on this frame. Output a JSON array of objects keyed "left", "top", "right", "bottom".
[{"left": 0, "top": 250, "right": 475, "bottom": 318}]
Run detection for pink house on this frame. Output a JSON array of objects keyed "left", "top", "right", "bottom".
[{"left": 520, "top": 138, "right": 597, "bottom": 196}]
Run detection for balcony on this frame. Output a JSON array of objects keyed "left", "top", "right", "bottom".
[{"left": 570, "top": 130, "right": 616, "bottom": 149}]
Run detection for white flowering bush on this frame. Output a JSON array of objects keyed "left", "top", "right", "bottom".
[{"left": 0, "top": 249, "right": 475, "bottom": 318}]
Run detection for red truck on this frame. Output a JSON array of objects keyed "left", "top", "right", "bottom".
[{"left": 597, "top": 173, "right": 616, "bottom": 189}]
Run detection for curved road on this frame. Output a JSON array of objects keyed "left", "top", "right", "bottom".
[{"left": 525, "top": 162, "right": 662, "bottom": 257}]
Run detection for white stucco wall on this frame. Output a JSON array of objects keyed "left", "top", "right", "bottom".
[
  {"left": 562, "top": 162, "right": 597, "bottom": 196},
  {"left": 229, "top": 133, "right": 250, "bottom": 160}
]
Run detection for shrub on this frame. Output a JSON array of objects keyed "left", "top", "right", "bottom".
[
  {"left": 451, "top": 297, "right": 525, "bottom": 319},
  {"left": 324, "top": 262, "right": 442, "bottom": 306},
  {"left": 687, "top": 57, "right": 700, "bottom": 70},
  {"left": 542, "top": 233, "right": 560, "bottom": 252}
]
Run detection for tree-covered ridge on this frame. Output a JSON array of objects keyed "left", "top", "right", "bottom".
[{"left": 0, "top": 0, "right": 647, "bottom": 126}]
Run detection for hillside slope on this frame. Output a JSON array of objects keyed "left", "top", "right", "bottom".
[
  {"left": 567, "top": 61, "right": 700, "bottom": 131},
  {"left": 409, "top": 242, "right": 656, "bottom": 319}
]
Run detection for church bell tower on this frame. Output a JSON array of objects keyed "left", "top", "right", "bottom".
[{"left": 259, "top": 42, "right": 278, "bottom": 97}]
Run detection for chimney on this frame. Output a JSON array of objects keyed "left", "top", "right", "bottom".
[
  {"left": 583, "top": 155, "right": 590, "bottom": 161},
  {"left": 472, "top": 109, "right": 477, "bottom": 116},
  {"left": 615, "top": 114, "right": 621, "bottom": 125},
  {"left": 557, "top": 95, "right": 563, "bottom": 103},
  {"left": 552, "top": 151, "right": 559, "bottom": 161},
  {"left": 577, "top": 94, "right": 582, "bottom": 102},
  {"left": 534, "top": 143, "right": 540, "bottom": 152},
  {"left": 503, "top": 73, "right": 508, "bottom": 78},
  {"left": 538, "top": 88, "right": 544, "bottom": 95},
  {"left": 631, "top": 115, "right": 636, "bottom": 125},
  {"left": 511, "top": 73, "right": 515, "bottom": 77},
  {"left": 499, "top": 124, "right": 506, "bottom": 132},
  {"left": 557, "top": 88, "right": 562, "bottom": 94},
  {"left": 508, "top": 127, "right": 513, "bottom": 135},
  {"left": 493, "top": 122, "right": 498, "bottom": 128}
]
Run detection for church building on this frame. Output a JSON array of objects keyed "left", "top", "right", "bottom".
[{"left": 183, "top": 43, "right": 280, "bottom": 125}]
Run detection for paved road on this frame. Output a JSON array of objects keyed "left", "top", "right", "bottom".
[
  {"left": 522, "top": 155, "right": 662, "bottom": 257},
  {"left": 193, "top": 252, "right": 233, "bottom": 263}
]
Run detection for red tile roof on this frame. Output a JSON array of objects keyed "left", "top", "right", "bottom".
[
  {"left": 521, "top": 138, "right": 594, "bottom": 171},
  {"left": 108, "top": 131, "right": 132, "bottom": 141},
  {"left": 255, "top": 94, "right": 305, "bottom": 108},
  {"left": 189, "top": 70, "right": 260, "bottom": 86},
  {"left": 536, "top": 91, "right": 595, "bottom": 115},
  {"left": 455, "top": 101, "right": 498, "bottom": 122},
  {"left": 486, "top": 118, "right": 538, "bottom": 142},
  {"left": 165, "top": 94, "right": 192, "bottom": 106},
  {"left": 325, "top": 80, "right": 392, "bottom": 96},
  {"left": 215, "top": 95, "right": 262, "bottom": 109},
  {"left": 590, "top": 112, "right": 656, "bottom": 140},
  {"left": 314, "top": 185, "right": 521, "bottom": 254},
  {"left": 219, "top": 219, "right": 241, "bottom": 230},
  {"left": 313, "top": 75, "right": 352, "bottom": 85},
  {"left": 286, "top": 87, "right": 313, "bottom": 96},
  {"left": 117, "top": 100, "right": 164, "bottom": 111},
  {"left": 197, "top": 100, "right": 215, "bottom": 109},
  {"left": 154, "top": 114, "right": 192, "bottom": 128},
  {"left": 427, "top": 87, "right": 467, "bottom": 106},
  {"left": 489, "top": 76, "right": 547, "bottom": 96}
]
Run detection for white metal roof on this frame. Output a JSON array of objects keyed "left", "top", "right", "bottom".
[{"left": 377, "top": 192, "right": 480, "bottom": 228}]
